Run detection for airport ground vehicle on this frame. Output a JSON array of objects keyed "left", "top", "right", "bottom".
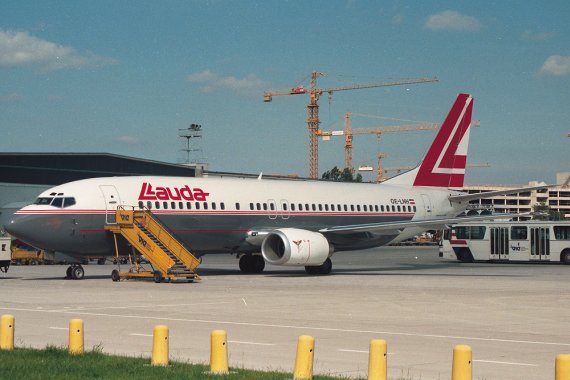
[
  {"left": 440, "top": 220, "right": 570, "bottom": 263},
  {"left": 0, "top": 236, "right": 10, "bottom": 272}
]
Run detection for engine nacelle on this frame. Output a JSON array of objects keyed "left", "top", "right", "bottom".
[{"left": 261, "top": 228, "right": 331, "bottom": 266}]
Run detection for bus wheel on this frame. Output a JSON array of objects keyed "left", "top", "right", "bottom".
[{"left": 561, "top": 250, "right": 570, "bottom": 265}]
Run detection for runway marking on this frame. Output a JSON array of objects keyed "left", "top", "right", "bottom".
[
  {"left": 473, "top": 359, "right": 538, "bottom": 367},
  {"left": 228, "top": 340, "right": 275, "bottom": 346},
  {"left": 3, "top": 306, "right": 570, "bottom": 348},
  {"left": 49, "top": 302, "right": 232, "bottom": 312},
  {"left": 129, "top": 333, "right": 153, "bottom": 337},
  {"left": 337, "top": 349, "right": 368, "bottom": 353}
]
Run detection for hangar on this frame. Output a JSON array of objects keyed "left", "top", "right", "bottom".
[{"left": 0, "top": 152, "right": 197, "bottom": 230}]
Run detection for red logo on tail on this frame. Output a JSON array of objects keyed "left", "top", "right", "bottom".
[{"left": 413, "top": 93, "right": 473, "bottom": 188}]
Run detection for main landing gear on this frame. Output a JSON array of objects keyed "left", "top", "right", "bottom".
[
  {"left": 65, "top": 264, "right": 85, "bottom": 280},
  {"left": 239, "top": 254, "right": 265, "bottom": 274},
  {"left": 304, "top": 258, "right": 332, "bottom": 275}
]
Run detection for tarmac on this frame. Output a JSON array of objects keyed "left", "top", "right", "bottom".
[{"left": 1, "top": 246, "right": 569, "bottom": 379}]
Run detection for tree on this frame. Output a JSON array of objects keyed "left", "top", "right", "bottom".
[
  {"left": 321, "top": 166, "right": 362, "bottom": 182},
  {"left": 532, "top": 202, "right": 567, "bottom": 221}
]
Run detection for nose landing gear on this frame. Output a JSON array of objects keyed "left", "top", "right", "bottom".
[{"left": 65, "top": 264, "right": 85, "bottom": 280}]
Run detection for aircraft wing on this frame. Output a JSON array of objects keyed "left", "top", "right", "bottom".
[
  {"left": 448, "top": 184, "right": 552, "bottom": 203},
  {"left": 319, "top": 213, "right": 524, "bottom": 234}
]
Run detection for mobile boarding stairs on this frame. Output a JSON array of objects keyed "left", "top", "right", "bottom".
[{"left": 104, "top": 206, "right": 201, "bottom": 283}]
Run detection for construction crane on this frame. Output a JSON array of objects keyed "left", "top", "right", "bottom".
[
  {"left": 263, "top": 71, "right": 438, "bottom": 179},
  {"left": 317, "top": 112, "right": 439, "bottom": 172}
]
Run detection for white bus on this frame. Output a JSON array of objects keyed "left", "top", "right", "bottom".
[{"left": 440, "top": 221, "right": 570, "bottom": 264}]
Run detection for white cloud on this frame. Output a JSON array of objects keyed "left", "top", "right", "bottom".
[
  {"left": 187, "top": 70, "right": 266, "bottom": 95},
  {"left": 539, "top": 55, "right": 570, "bottom": 76},
  {"left": 116, "top": 135, "right": 139, "bottom": 145},
  {"left": 0, "top": 29, "right": 118, "bottom": 70},
  {"left": 425, "top": 10, "right": 481, "bottom": 32}
]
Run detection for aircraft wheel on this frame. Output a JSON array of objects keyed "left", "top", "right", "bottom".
[
  {"left": 153, "top": 270, "right": 163, "bottom": 283},
  {"left": 66, "top": 266, "right": 73, "bottom": 279},
  {"left": 239, "top": 255, "right": 252, "bottom": 273},
  {"left": 72, "top": 265, "right": 85, "bottom": 280},
  {"left": 111, "top": 269, "right": 120, "bottom": 282},
  {"left": 250, "top": 255, "right": 265, "bottom": 274},
  {"left": 305, "top": 258, "right": 332, "bottom": 275}
]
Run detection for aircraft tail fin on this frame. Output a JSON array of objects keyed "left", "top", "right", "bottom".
[{"left": 384, "top": 93, "right": 473, "bottom": 188}]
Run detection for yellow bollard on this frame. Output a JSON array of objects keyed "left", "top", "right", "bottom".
[
  {"left": 368, "top": 339, "right": 387, "bottom": 380},
  {"left": 68, "top": 319, "right": 84, "bottom": 355},
  {"left": 556, "top": 354, "right": 570, "bottom": 380},
  {"left": 293, "top": 335, "right": 315, "bottom": 380},
  {"left": 210, "top": 330, "right": 229, "bottom": 374},
  {"left": 0, "top": 314, "right": 15, "bottom": 350},
  {"left": 151, "top": 325, "right": 169, "bottom": 366},
  {"left": 451, "top": 344, "right": 472, "bottom": 380}
]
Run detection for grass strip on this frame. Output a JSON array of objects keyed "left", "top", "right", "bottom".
[{"left": 0, "top": 346, "right": 357, "bottom": 380}]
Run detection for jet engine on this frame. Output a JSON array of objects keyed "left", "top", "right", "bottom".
[{"left": 261, "top": 228, "right": 332, "bottom": 266}]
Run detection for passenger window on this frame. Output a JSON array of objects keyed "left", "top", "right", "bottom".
[
  {"left": 256, "top": 203, "right": 261, "bottom": 211},
  {"left": 147, "top": 201, "right": 152, "bottom": 209},
  {"left": 312, "top": 204, "right": 316, "bottom": 211},
  {"left": 163, "top": 202, "right": 168, "bottom": 209},
  {"left": 270, "top": 203, "right": 275, "bottom": 211},
  {"left": 283, "top": 203, "right": 288, "bottom": 211},
  {"left": 298, "top": 204, "right": 303, "bottom": 211},
  {"left": 249, "top": 202, "right": 254, "bottom": 210},
  {"left": 413, "top": 206, "right": 416, "bottom": 212},
  {"left": 186, "top": 202, "right": 192, "bottom": 209},
  {"left": 350, "top": 205, "right": 355, "bottom": 212},
  {"left": 291, "top": 204, "right": 295, "bottom": 211},
  {"left": 363, "top": 205, "right": 368, "bottom": 212},
  {"left": 305, "top": 204, "right": 310, "bottom": 211},
  {"left": 397, "top": 205, "right": 401, "bottom": 212},
  {"left": 344, "top": 205, "right": 348, "bottom": 211},
  {"left": 138, "top": 201, "right": 144, "bottom": 209},
  {"left": 391, "top": 205, "right": 395, "bottom": 212},
  {"left": 381, "top": 205, "right": 385, "bottom": 212},
  {"left": 324, "top": 204, "right": 328, "bottom": 211},
  {"left": 263, "top": 203, "right": 268, "bottom": 211},
  {"left": 64, "top": 198, "right": 76, "bottom": 208},
  {"left": 179, "top": 202, "right": 183, "bottom": 209},
  {"left": 331, "top": 204, "right": 335, "bottom": 211},
  {"left": 195, "top": 202, "right": 200, "bottom": 210},
  {"left": 203, "top": 202, "right": 208, "bottom": 210},
  {"left": 221, "top": 202, "right": 225, "bottom": 210},
  {"left": 171, "top": 202, "right": 176, "bottom": 209},
  {"left": 357, "top": 205, "right": 361, "bottom": 212},
  {"left": 211, "top": 202, "right": 216, "bottom": 210},
  {"left": 236, "top": 203, "right": 240, "bottom": 210},
  {"left": 155, "top": 201, "right": 160, "bottom": 209}
]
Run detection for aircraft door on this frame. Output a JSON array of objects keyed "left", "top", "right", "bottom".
[
  {"left": 420, "top": 194, "right": 432, "bottom": 217},
  {"left": 530, "top": 227, "right": 550, "bottom": 261},
  {"left": 268, "top": 199, "right": 277, "bottom": 220},
  {"left": 99, "top": 185, "right": 122, "bottom": 224},
  {"left": 280, "top": 199, "right": 290, "bottom": 220}
]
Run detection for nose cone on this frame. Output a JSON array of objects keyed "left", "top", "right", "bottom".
[{"left": 5, "top": 214, "right": 56, "bottom": 250}]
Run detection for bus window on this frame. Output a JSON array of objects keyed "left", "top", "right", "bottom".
[
  {"left": 554, "top": 226, "right": 570, "bottom": 240},
  {"left": 443, "top": 229, "right": 452, "bottom": 240},
  {"left": 456, "top": 226, "right": 486, "bottom": 239},
  {"left": 511, "top": 226, "right": 528, "bottom": 240}
]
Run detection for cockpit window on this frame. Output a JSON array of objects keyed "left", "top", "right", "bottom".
[
  {"left": 63, "top": 197, "right": 76, "bottom": 207},
  {"left": 34, "top": 197, "right": 53, "bottom": 205},
  {"left": 50, "top": 198, "right": 64, "bottom": 208},
  {"left": 35, "top": 197, "right": 76, "bottom": 208}
]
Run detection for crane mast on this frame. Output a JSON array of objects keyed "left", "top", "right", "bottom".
[{"left": 263, "top": 71, "right": 438, "bottom": 179}]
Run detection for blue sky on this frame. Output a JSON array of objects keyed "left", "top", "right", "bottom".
[{"left": 1, "top": 1, "right": 569, "bottom": 185}]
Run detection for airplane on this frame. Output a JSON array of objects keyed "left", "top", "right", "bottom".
[{"left": 4, "top": 93, "right": 545, "bottom": 279}]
